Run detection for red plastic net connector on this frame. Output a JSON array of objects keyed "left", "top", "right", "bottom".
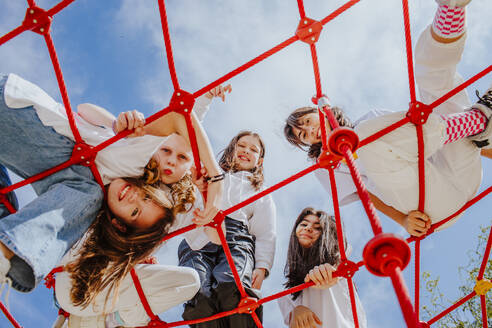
[
  {"left": 419, "top": 321, "right": 431, "bottom": 328},
  {"left": 317, "top": 150, "right": 342, "bottom": 170},
  {"left": 71, "top": 142, "right": 97, "bottom": 167},
  {"left": 406, "top": 101, "right": 432, "bottom": 125},
  {"left": 327, "top": 127, "right": 359, "bottom": 157},
  {"left": 296, "top": 17, "right": 323, "bottom": 45},
  {"left": 363, "top": 233, "right": 411, "bottom": 277},
  {"left": 206, "top": 211, "right": 225, "bottom": 228},
  {"left": 334, "top": 260, "right": 360, "bottom": 279},
  {"left": 169, "top": 89, "right": 195, "bottom": 115},
  {"left": 236, "top": 297, "right": 260, "bottom": 314},
  {"left": 44, "top": 266, "right": 64, "bottom": 289},
  {"left": 22, "top": 6, "right": 52, "bottom": 35}
]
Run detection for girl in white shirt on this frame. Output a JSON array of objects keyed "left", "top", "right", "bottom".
[
  {"left": 278, "top": 207, "right": 367, "bottom": 328},
  {"left": 179, "top": 130, "right": 277, "bottom": 328},
  {"left": 0, "top": 73, "right": 223, "bottom": 326},
  {"left": 283, "top": 0, "right": 492, "bottom": 237}
]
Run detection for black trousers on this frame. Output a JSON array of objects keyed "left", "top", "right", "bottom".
[{"left": 178, "top": 217, "right": 262, "bottom": 328}]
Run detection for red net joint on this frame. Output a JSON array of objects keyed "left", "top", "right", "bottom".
[
  {"left": 206, "top": 211, "right": 225, "bottom": 228},
  {"left": 296, "top": 17, "right": 323, "bottom": 45},
  {"left": 147, "top": 318, "right": 167, "bottom": 327},
  {"left": 419, "top": 321, "right": 431, "bottom": 328},
  {"left": 43, "top": 266, "right": 64, "bottom": 289},
  {"left": 169, "top": 89, "right": 195, "bottom": 116},
  {"left": 406, "top": 101, "right": 432, "bottom": 125},
  {"left": 71, "top": 142, "right": 97, "bottom": 167},
  {"left": 327, "top": 127, "right": 359, "bottom": 157},
  {"left": 363, "top": 233, "right": 411, "bottom": 277},
  {"left": 58, "top": 308, "right": 70, "bottom": 318},
  {"left": 334, "top": 260, "right": 360, "bottom": 279},
  {"left": 317, "top": 150, "right": 342, "bottom": 170},
  {"left": 474, "top": 278, "right": 492, "bottom": 296},
  {"left": 236, "top": 297, "right": 260, "bottom": 314},
  {"left": 22, "top": 6, "right": 52, "bottom": 35}
]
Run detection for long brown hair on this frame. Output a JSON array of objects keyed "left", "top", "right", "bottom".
[
  {"left": 284, "top": 207, "right": 344, "bottom": 300},
  {"left": 66, "top": 178, "right": 174, "bottom": 310},
  {"left": 284, "top": 106, "right": 353, "bottom": 160},
  {"left": 218, "top": 131, "right": 265, "bottom": 191},
  {"left": 144, "top": 157, "right": 195, "bottom": 215}
]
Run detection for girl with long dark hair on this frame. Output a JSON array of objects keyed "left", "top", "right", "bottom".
[{"left": 278, "top": 207, "right": 366, "bottom": 328}]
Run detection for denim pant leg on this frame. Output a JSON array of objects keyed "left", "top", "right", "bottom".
[
  {"left": 0, "top": 75, "right": 103, "bottom": 292},
  {"left": 0, "top": 165, "right": 19, "bottom": 218},
  {"left": 213, "top": 218, "right": 260, "bottom": 327},
  {"left": 178, "top": 240, "right": 222, "bottom": 328}
]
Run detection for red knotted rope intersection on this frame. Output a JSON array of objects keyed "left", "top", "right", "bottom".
[{"left": 0, "top": 0, "right": 490, "bottom": 327}]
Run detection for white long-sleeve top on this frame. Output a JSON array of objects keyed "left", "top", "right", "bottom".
[
  {"left": 175, "top": 171, "right": 277, "bottom": 272},
  {"left": 277, "top": 279, "right": 367, "bottom": 328},
  {"left": 187, "top": 95, "right": 277, "bottom": 272}
]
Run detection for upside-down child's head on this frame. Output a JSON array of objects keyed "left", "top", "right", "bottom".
[
  {"left": 284, "top": 106, "right": 353, "bottom": 160},
  {"left": 219, "top": 131, "right": 266, "bottom": 191},
  {"left": 145, "top": 133, "right": 196, "bottom": 214},
  {"left": 67, "top": 177, "right": 174, "bottom": 309}
]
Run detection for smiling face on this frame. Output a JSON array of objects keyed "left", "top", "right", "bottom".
[
  {"left": 233, "top": 135, "right": 264, "bottom": 171},
  {"left": 291, "top": 112, "right": 327, "bottom": 146},
  {"left": 295, "top": 214, "right": 322, "bottom": 248},
  {"left": 152, "top": 134, "right": 193, "bottom": 184},
  {"left": 107, "top": 178, "right": 167, "bottom": 229}
]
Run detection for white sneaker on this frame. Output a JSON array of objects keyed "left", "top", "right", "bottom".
[
  {"left": 435, "top": 0, "right": 471, "bottom": 7},
  {"left": 0, "top": 254, "right": 11, "bottom": 309},
  {"left": 67, "top": 314, "right": 105, "bottom": 328},
  {"left": 468, "top": 86, "right": 492, "bottom": 149}
]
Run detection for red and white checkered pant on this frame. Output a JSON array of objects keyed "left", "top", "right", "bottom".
[
  {"left": 432, "top": 4, "right": 466, "bottom": 39},
  {"left": 441, "top": 109, "right": 487, "bottom": 144}
]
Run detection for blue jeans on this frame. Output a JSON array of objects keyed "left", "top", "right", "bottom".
[{"left": 0, "top": 74, "right": 103, "bottom": 292}]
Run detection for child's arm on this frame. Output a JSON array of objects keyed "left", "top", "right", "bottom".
[
  {"left": 249, "top": 194, "right": 276, "bottom": 289},
  {"left": 368, "top": 192, "right": 431, "bottom": 237},
  {"left": 77, "top": 103, "right": 145, "bottom": 137}
]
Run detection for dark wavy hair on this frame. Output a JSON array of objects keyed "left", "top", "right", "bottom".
[
  {"left": 284, "top": 207, "right": 345, "bottom": 300},
  {"left": 284, "top": 106, "right": 353, "bottom": 160},
  {"left": 65, "top": 178, "right": 174, "bottom": 310},
  {"left": 218, "top": 131, "right": 265, "bottom": 191}
]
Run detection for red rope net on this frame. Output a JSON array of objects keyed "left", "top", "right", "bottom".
[{"left": 0, "top": 0, "right": 491, "bottom": 327}]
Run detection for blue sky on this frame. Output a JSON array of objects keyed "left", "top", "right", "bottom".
[{"left": 0, "top": 0, "right": 491, "bottom": 327}]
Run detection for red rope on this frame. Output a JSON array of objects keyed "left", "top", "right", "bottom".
[
  {"left": 478, "top": 226, "right": 492, "bottom": 280},
  {"left": 0, "top": 25, "right": 28, "bottom": 46},
  {"left": 388, "top": 264, "right": 419, "bottom": 327},
  {"left": 401, "top": 0, "right": 416, "bottom": 103},
  {"left": 310, "top": 44, "right": 323, "bottom": 98},
  {"left": 223, "top": 163, "right": 319, "bottom": 216},
  {"left": 359, "top": 117, "right": 410, "bottom": 148},
  {"left": 215, "top": 226, "right": 248, "bottom": 298},
  {"left": 0, "top": 302, "right": 21, "bottom": 328},
  {"left": 328, "top": 168, "right": 348, "bottom": 261},
  {"left": 427, "top": 291, "right": 476, "bottom": 325},
  {"left": 130, "top": 269, "right": 162, "bottom": 323},
  {"left": 480, "top": 295, "right": 487, "bottom": 328},
  {"left": 157, "top": 0, "right": 180, "bottom": 91},
  {"left": 43, "top": 32, "right": 83, "bottom": 144},
  {"left": 416, "top": 125, "right": 425, "bottom": 212},
  {"left": 296, "top": 0, "right": 306, "bottom": 19},
  {"left": 46, "top": 0, "right": 76, "bottom": 17},
  {"left": 193, "top": 35, "right": 298, "bottom": 99},
  {"left": 428, "top": 65, "right": 492, "bottom": 110},
  {"left": 346, "top": 277, "right": 361, "bottom": 328},
  {"left": 320, "top": 0, "right": 362, "bottom": 25},
  {"left": 414, "top": 240, "right": 421, "bottom": 319}
]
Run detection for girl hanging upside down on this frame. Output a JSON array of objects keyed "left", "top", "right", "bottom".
[
  {"left": 0, "top": 73, "right": 224, "bottom": 326},
  {"left": 278, "top": 207, "right": 367, "bottom": 328},
  {"left": 284, "top": 0, "right": 492, "bottom": 237}
]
